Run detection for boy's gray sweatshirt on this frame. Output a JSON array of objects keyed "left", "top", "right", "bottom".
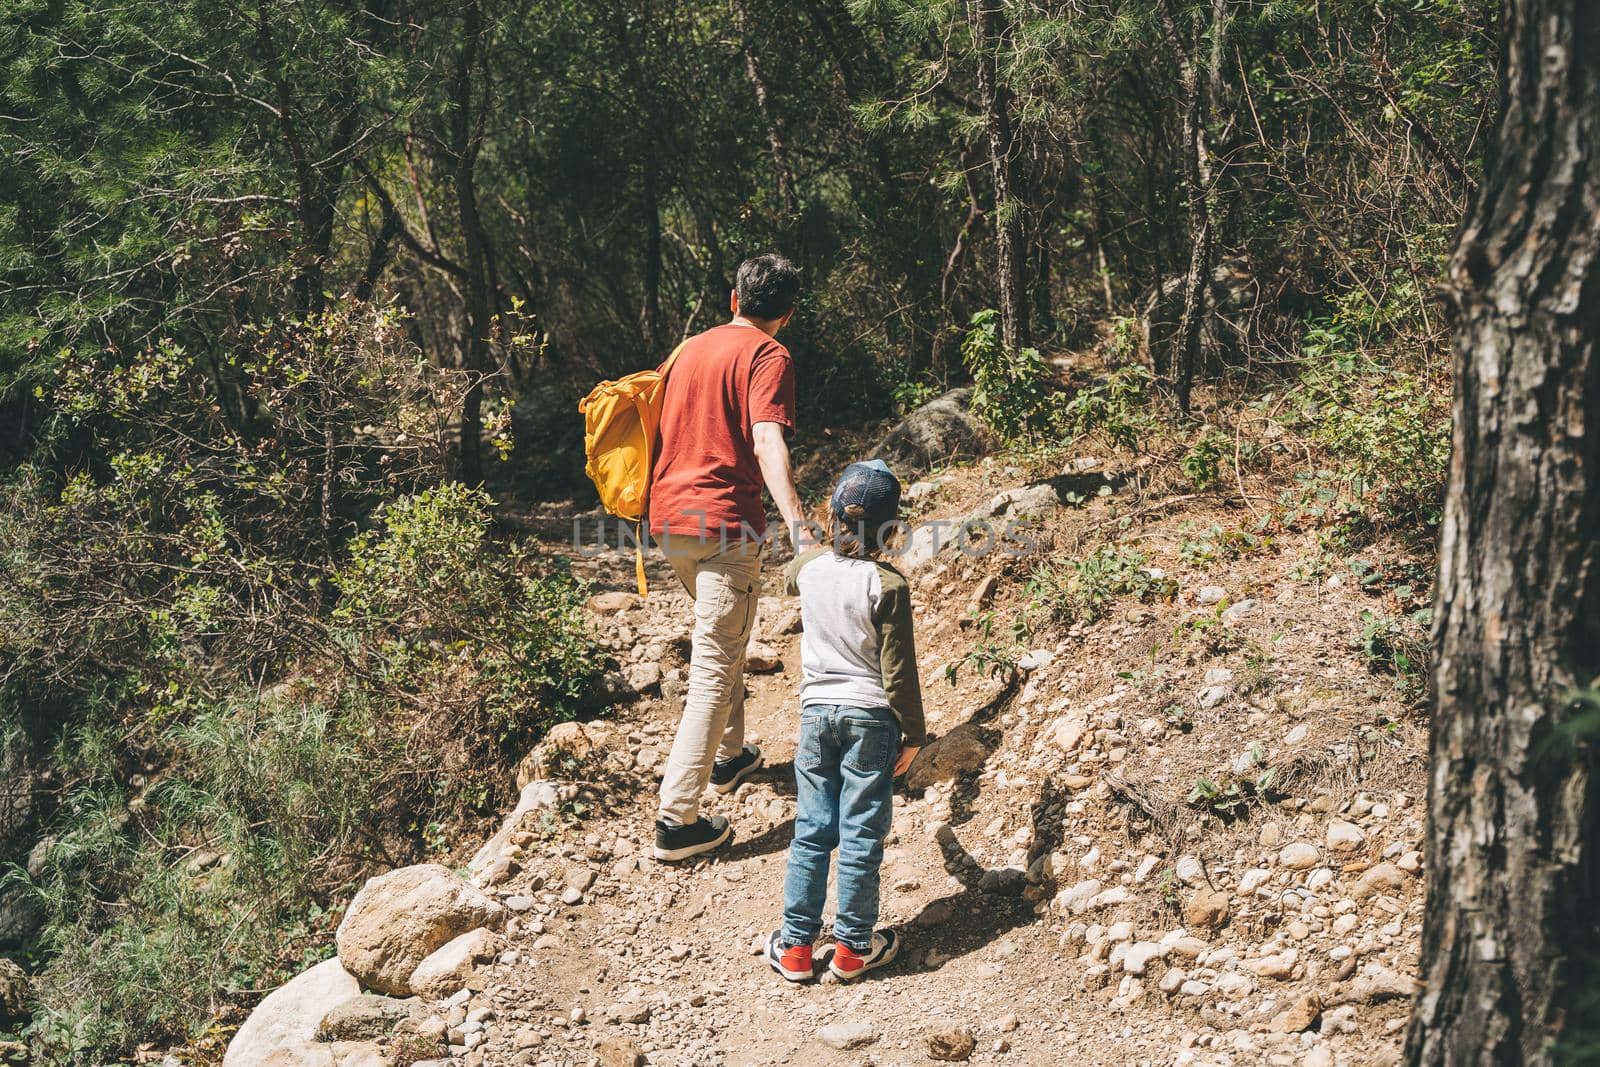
[{"left": 781, "top": 547, "right": 927, "bottom": 746}]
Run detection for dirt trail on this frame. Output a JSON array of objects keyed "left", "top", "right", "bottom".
[{"left": 457, "top": 463, "right": 1428, "bottom": 1067}]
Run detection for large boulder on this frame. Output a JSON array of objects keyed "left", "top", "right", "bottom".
[
  {"left": 335, "top": 865, "right": 504, "bottom": 996},
  {"left": 224, "top": 958, "right": 359, "bottom": 1067},
  {"left": 906, "top": 724, "right": 992, "bottom": 791},
  {"left": 871, "top": 388, "right": 989, "bottom": 477}
]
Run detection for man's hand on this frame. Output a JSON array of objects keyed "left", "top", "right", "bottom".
[
  {"left": 893, "top": 745, "right": 921, "bottom": 777},
  {"left": 752, "top": 420, "right": 811, "bottom": 550}
]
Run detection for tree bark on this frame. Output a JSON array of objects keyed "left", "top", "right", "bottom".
[
  {"left": 732, "top": 0, "right": 797, "bottom": 220},
  {"left": 641, "top": 152, "right": 665, "bottom": 352},
  {"left": 1161, "top": 0, "right": 1224, "bottom": 415},
  {"left": 451, "top": 0, "right": 493, "bottom": 487},
  {"left": 1404, "top": 1, "right": 1600, "bottom": 1063},
  {"left": 969, "top": 0, "right": 1029, "bottom": 355}
]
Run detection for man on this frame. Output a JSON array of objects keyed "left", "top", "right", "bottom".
[{"left": 649, "top": 253, "right": 810, "bottom": 862}]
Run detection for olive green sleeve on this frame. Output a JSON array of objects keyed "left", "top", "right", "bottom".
[
  {"left": 782, "top": 546, "right": 828, "bottom": 596},
  {"left": 873, "top": 563, "right": 927, "bottom": 747}
]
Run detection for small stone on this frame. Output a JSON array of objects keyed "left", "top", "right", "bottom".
[
  {"left": 587, "top": 592, "right": 638, "bottom": 615},
  {"left": 1326, "top": 820, "right": 1365, "bottom": 853},
  {"left": 1017, "top": 649, "right": 1055, "bottom": 672},
  {"left": 1197, "top": 586, "right": 1227, "bottom": 604},
  {"left": 745, "top": 640, "right": 783, "bottom": 673},
  {"left": 1123, "top": 942, "right": 1167, "bottom": 975},
  {"left": 995, "top": 1013, "right": 1020, "bottom": 1033},
  {"left": 1197, "top": 685, "right": 1232, "bottom": 708},
  {"left": 1280, "top": 843, "right": 1320, "bottom": 869},
  {"left": 624, "top": 661, "right": 662, "bottom": 693},
  {"left": 926, "top": 1025, "right": 977, "bottom": 1062},
  {"left": 1270, "top": 992, "right": 1323, "bottom": 1033},
  {"left": 1222, "top": 599, "right": 1258, "bottom": 622},
  {"left": 1353, "top": 862, "right": 1408, "bottom": 901},
  {"left": 596, "top": 1036, "right": 646, "bottom": 1067},
  {"left": 1183, "top": 890, "right": 1230, "bottom": 930},
  {"left": 1250, "top": 950, "right": 1298, "bottom": 980},
  {"left": 818, "top": 1020, "right": 880, "bottom": 1051},
  {"left": 478, "top": 858, "right": 518, "bottom": 887}
]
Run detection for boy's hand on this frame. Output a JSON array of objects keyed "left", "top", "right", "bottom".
[{"left": 893, "top": 745, "right": 921, "bottom": 777}]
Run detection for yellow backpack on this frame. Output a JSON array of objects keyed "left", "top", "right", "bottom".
[{"left": 577, "top": 342, "right": 685, "bottom": 595}]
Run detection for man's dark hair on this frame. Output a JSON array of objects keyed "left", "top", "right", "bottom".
[{"left": 735, "top": 253, "right": 800, "bottom": 320}]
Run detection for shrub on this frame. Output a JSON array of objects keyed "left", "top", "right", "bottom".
[
  {"left": 333, "top": 484, "right": 605, "bottom": 737},
  {"left": 961, "top": 310, "right": 1053, "bottom": 444},
  {"left": 1180, "top": 427, "right": 1231, "bottom": 490},
  {"left": 1026, "top": 545, "right": 1175, "bottom": 627},
  {"left": 1052, "top": 365, "right": 1155, "bottom": 451},
  {"left": 1294, "top": 320, "right": 1451, "bottom": 533},
  {"left": 0, "top": 304, "right": 604, "bottom": 1063}
]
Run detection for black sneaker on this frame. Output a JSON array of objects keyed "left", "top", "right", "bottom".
[
  {"left": 653, "top": 815, "right": 733, "bottom": 862},
  {"left": 710, "top": 744, "right": 764, "bottom": 794}
]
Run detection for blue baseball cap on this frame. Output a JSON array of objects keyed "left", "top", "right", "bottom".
[{"left": 830, "top": 460, "right": 902, "bottom": 531}]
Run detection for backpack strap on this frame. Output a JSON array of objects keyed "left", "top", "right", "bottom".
[{"left": 636, "top": 340, "right": 688, "bottom": 597}]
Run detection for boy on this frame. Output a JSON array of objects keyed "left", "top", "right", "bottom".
[{"left": 766, "top": 460, "right": 926, "bottom": 982}]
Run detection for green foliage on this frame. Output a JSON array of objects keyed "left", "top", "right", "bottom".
[
  {"left": 961, "top": 310, "right": 1053, "bottom": 444},
  {"left": 1052, "top": 365, "right": 1155, "bottom": 450},
  {"left": 891, "top": 376, "right": 943, "bottom": 416},
  {"left": 1292, "top": 316, "right": 1452, "bottom": 535},
  {"left": 19, "top": 694, "right": 368, "bottom": 1058},
  {"left": 1356, "top": 608, "right": 1432, "bottom": 702},
  {"left": 334, "top": 485, "right": 604, "bottom": 732},
  {"left": 7, "top": 483, "right": 602, "bottom": 1058},
  {"left": 944, "top": 610, "right": 1022, "bottom": 685},
  {"left": 1180, "top": 427, "right": 1231, "bottom": 490},
  {"left": 1189, "top": 747, "right": 1276, "bottom": 821},
  {"left": 1177, "top": 522, "right": 1271, "bottom": 566},
  {"left": 1026, "top": 545, "right": 1175, "bottom": 628}
]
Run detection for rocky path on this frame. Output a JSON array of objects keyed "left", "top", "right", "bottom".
[{"left": 226, "top": 462, "right": 1430, "bottom": 1067}]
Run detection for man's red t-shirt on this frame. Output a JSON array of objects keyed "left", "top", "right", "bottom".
[{"left": 649, "top": 322, "right": 796, "bottom": 537}]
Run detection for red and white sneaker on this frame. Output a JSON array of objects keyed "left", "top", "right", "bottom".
[
  {"left": 766, "top": 930, "right": 823, "bottom": 982},
  {"left": 829, "top": 928, "right": 900, "bottom": 981}
]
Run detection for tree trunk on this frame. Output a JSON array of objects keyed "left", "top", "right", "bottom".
[
  {"left": 1162, "top": 0, "right": 1224, "bottom": 415},
  {"left": 641, "top": 152, "right": 665, "bottom": 352},
  {"left": 969, "top": 0, "right": 1029, "bottom": 354},
  {"left": 1404, "top": 2, "right": 1600, "bottom": 1063},
  {"left": 732, "top": 0, "right": 797, "bottom": 220},
  {"left": 451, "top": 0, "right": 493, "bottom": 487}
]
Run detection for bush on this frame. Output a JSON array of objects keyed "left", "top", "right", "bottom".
[
  {"left": 1026, "top": 545, "right": 1176, "bottom": 627},
  {"left": 0, "top": 303, "right": 605, "bottom": 1063},
  {"left": 1052, "top": 365, "right": 1156, "bottom": 451},
  {"left": 333, "top": 484, "right": 604, "bottom": 737},
  {"left": 961, "top": 310, "right": 1053, "bottom": 444},
  {"left": 10, "top": 486, "right": 603, "bottom": 1060},
  {"left": 1180, "top": 426, "right": 1231, "bottom": 490},
  {"left": 1294, "top": 318, "right": 1451, "bottom": 533}
]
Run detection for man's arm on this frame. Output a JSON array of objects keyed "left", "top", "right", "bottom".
[{"left": 752, "top": 420, "right": 813, "bottom": 548}]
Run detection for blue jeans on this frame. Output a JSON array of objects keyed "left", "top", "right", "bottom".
[{"left": 781, "top": 703, "right": 899, "bottom": 952}]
